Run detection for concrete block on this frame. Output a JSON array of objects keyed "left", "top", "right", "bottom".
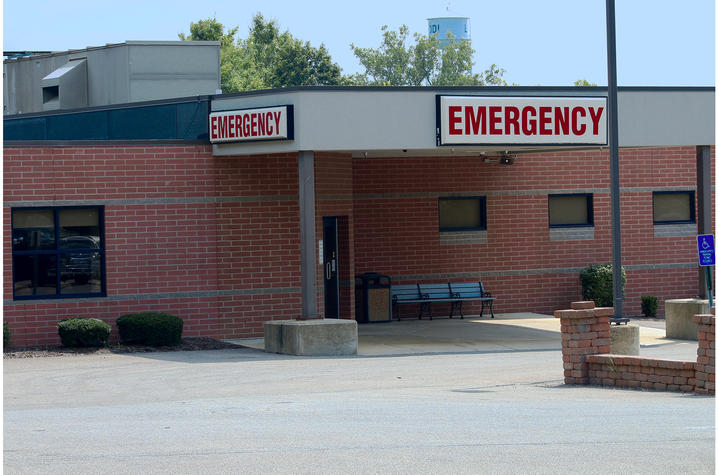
[
  {"left": 264, "top": 319, "right": 358, "bottom": 356},
  {"left": 665, "top": 299, "right": 709, "bottom": 341},
  {"left": 610, "top": 323, "right": 640, "bottom": 355}
]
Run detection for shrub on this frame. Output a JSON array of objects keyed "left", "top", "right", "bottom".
[
  {"left": 4, "top": 322, "right": 10, "bottom": 347},
  {"left": 579, "top": 264, "right": 626, "bottom": 307},
  {"left": 641, "top": 296, "right": 658, "bottom": 318},
  {"left": 57, "top": 317, "right": 111, "bottom": 348},
  {"left": 116, "top": 312, "right": 183, "bottom": 346}
]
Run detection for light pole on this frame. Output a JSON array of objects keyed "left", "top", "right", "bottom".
[{"left": 606, "top": 0, "right": 623, "bottom": 317}]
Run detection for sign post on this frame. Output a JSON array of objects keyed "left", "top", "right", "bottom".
[{"left": 697, "top": 234, "right": 714, "bottom": 308}]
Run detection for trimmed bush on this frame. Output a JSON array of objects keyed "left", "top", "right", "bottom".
[
  {"left": 116, "top": 312, "right": 183, "bottom": 346},
  {"left": 57, "top": 317, "right": 111, "bottom": 348},
  {"left": 641, "top": 295, "right": 658, "bottom": 318},
  {"left": 4, "top": 321, "right": 10, "bottom": 347},
  {"left": 579, "top": 264, "right": 626, "bottom": 308}
]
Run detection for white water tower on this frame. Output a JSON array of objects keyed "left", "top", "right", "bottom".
[{"left": 427, "top": 15, "right": 470, "bottom": 48}]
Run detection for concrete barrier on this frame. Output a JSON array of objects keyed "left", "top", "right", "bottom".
[
  {"left": 264, "top": 319, "right": 358, "bottom": 356},
  {"left": 610, "top": 323, "right": 640, "bottom": 355},
  {"left": 665, "top": 299, "right": 709, "bottom": 340}
]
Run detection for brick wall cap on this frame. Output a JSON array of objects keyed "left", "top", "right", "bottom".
[
  {"left": 587, "top": 354, "right": 695, "bottom": 370},
  {"left": 693, "top": 314, "right": 716, "bottom": 325},
  {"left": 555, "top": 309, "right": 597, "bottom": 319},
  {"left": 594, "top": 307, "right": 615, "bottom": 317},
  {"left": 571, "top": 301, "right": 596, "bottom": 310}
]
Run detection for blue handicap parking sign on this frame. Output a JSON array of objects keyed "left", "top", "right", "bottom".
[{"left": 697, "top": 234, "right": 715, "bottom": 266}]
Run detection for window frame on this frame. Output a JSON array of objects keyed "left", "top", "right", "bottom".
[
  {"left": 548, "top": 193, "right": 594, "bottom": 228},
  {"left": 11, "top": 206, "right": 106, "bottom": 300},
  {"left": 438, "top": 196, "right": 487, "bottom": 232},
  {"left": 652, "top": 191, "right": 696, "bottom": 225}
]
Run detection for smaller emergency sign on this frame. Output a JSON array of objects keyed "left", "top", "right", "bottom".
[{"left": 210, "top": 105, "right": 294, "bottom": 144}]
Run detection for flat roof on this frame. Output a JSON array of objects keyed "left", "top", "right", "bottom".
[{"left": 3, "top": 40, "right": 220, "bottom": 64}]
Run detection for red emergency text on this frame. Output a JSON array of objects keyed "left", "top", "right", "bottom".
[
  {"left": 210, "top": 110, "right": 283, "bottom": 141},
  {"left": 447, "top": 105, "right": 604, "bottom": 137}
]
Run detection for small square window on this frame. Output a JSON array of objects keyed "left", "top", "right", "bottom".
[
  {"left": 653, "top": 191, "right": 695, "bottom": 224},
  {"left": 549, "top": 194, "right": 593, "bottom": 227},
  {"left": 439, "top": 197, "right": 486, "bottom": 231}
]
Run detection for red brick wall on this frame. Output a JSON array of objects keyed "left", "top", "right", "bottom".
[
  {"left": 585, "top": 315, "right": 714, "bottom": 395},
  {"left": 694, "top": 315, "right": 716, "bottom": 395},
  {"left": 4, "top": 146, "right": 302, "bottom": 346},
  {"left": 352, "top": 147, "right": 713, "bottom": 317},
  {"left": 559, "top": 304, "right": 714, "bottom": 394},
  {"left": 315, "top": 153, "right": 355, "bottom": 319},
  {"left": 555, "top": 301, "right": 614, "bottom": 385},
  {"left": 3, "top": 144, "right": 713, "bottom": 347},
  {"left": 586, "top": 355, "right": 697, "bottom": 392}
]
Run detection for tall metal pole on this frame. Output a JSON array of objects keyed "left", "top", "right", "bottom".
[
  {"left": 697, "top": 145, "right": 712, "bottom": 299},
  {"left": 606, "top": 0, "right": 623, "bottom": 317}
]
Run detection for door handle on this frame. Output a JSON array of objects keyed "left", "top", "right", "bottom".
[{"left": 326, "top": 262, "right": 332, "bottom": 280}]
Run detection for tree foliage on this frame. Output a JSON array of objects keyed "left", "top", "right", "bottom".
[
  {"left": 573, "top": 78, "right": 598, "bottom": 87},
  {"left": 349, "top": 25, "right": 507, "bottom": 86},
  {"left": 180, "top": 17, "right": 509, "bottom": 91},
  {"left": 180, "top": 14, "right": 343, "bottom": 93}
]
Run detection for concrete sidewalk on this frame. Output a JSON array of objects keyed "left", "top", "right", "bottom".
[{"left": 227, "top": 312, "right": 700, "bottom": 360}]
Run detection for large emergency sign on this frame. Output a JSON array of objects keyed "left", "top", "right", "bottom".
[
  {"left": 437, "top": 96, "right": 607, "bottom": 146},
  {"left": 210, "top": 105, "right": 293, "bottom": 143}
]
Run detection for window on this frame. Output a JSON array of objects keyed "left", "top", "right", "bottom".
[
  {"left": 549, "top": 194, "right": 593, "bottom": 227},
  {"left": 653, "top": 191, "right": 695, "bottom": 224},
  {"left": 12, "top": 207, "right": 105, "bottom": 299},
  {"left": 439, "top": 197, "right": 486, "bottom": 231}
]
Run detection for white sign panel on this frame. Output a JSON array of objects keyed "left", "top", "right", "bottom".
[
  {"left": 210, "top": 105, "right": 293, "bottom": 143},
  {"left": 438, "top": 96, "right": 607, "bottom": 146}
]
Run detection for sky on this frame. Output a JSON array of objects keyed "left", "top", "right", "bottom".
[{"left": 2, "top": 0, "right": 715, "bottom": 87}]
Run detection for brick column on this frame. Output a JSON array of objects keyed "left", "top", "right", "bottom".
[
  {"left": 694, "top": 314, "right": 715, "bottom": 395},
  {"left": 555, "top": 301, "right": 613, "bottom": 385}
]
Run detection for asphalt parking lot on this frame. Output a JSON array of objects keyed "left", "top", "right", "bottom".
[{"left": 4, "top": 314, "right": 714, "bottom": 474}]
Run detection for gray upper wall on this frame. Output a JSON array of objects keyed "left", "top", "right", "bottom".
[
  {"left": 211, "top": 87, "right": 714, "bottom": 156},
  {"left": 4, "top": 41, "right": 220, "bottom": 115}
]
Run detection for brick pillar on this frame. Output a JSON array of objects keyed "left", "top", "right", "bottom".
[
  {"left": 555, "top": 301, "right": 613, "bottom": 385},
  {"left": 694, "top": 314, "right": 715, "bottom": 395}
]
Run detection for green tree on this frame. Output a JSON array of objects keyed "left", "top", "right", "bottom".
[
  {"left": 573, "top": 78, "right": 598, "bottom": 87},
  {"left": 180, "top": 14, "right": 343, "bottom": 93},
  {"left": 350, "top": 25, "right": 507, "bottom": 86},
  {"left": 178, "top": 17, "right": 238, "bottom": 48}
]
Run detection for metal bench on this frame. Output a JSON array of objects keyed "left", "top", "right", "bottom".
[
  {"left": 390, "top": 282, "right": 495, "bottom": 320},
  {"left": 390, "top": 284, "right": 428, "bottom": 321},
  {"left": 448, "top": 282, "right": 495, "bottom": 319}
]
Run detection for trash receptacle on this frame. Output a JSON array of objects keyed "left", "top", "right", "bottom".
[{"left": 355, "top": 272, "right": 392, "bottom": 323}]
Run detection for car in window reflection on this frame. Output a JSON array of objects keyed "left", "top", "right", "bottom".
[
  {"left": 62, "top": 253, "right": 100, "bottom": 285},
  {"left": 61, "top": 235, "right": 100, "bottom": 249},
  {"left": 60, "top": 236, "right": 101, "bottom": 285}
]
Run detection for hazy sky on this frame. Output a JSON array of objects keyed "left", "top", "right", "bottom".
[{"left": 3, "top": 0, "right": 715, "bottom": 86}]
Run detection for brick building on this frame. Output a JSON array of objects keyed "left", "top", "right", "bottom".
[{"left": 3, "top": 87, "right": 714, "bottom": 347}]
